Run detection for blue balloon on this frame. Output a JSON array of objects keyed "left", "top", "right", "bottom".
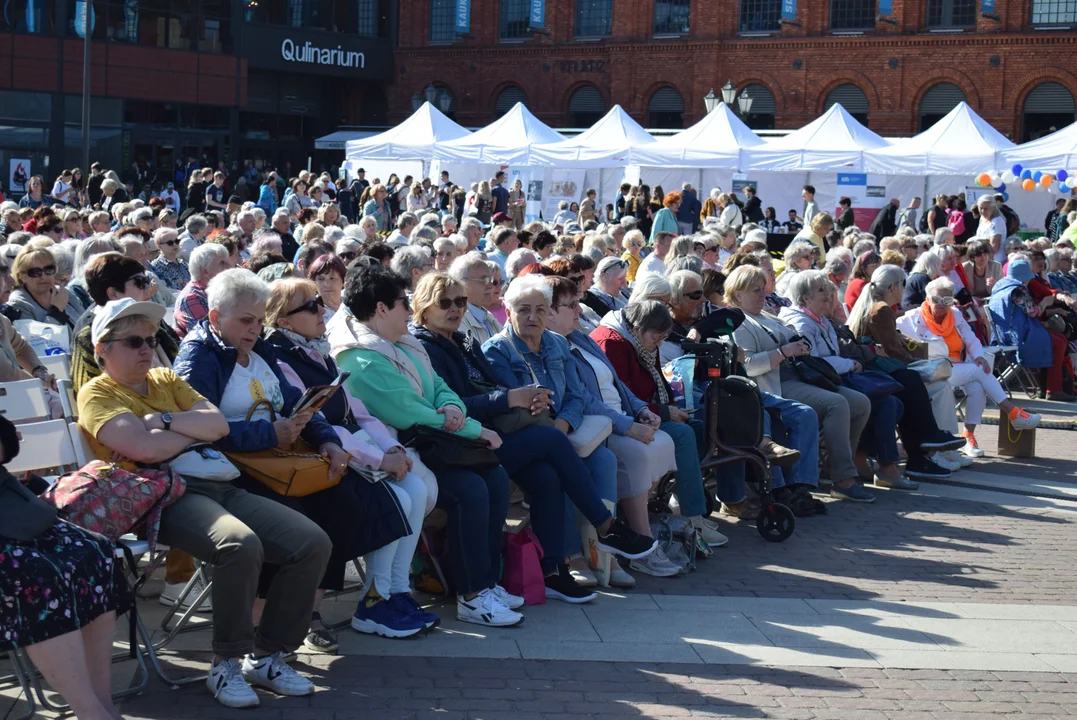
[
  {"left": 1033, "top": 171, "right": 1043, "bottom": 182},
  {"left": 1002, "top": 192, "right": 1010, "bottom": 202},
  {"left": 1011, "top": 164, "right": 1023, "bottom": 175},
  {"left": 1020, "top": 169, "right": 1033, "bottom": 180},
  {"left": 998, "top": 182, "right": 1006, "bottom": 193},
  {"left": 1060, "top": 169, "right": 1070, "bottom": 182}
]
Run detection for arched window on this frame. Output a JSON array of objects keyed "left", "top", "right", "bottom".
[
  {"left": 647, "top": 87, "right": 685, "bottom": 129},
  {"left": 918, "top": 82, "right": 965, "bottom": 131},
  {"left": 824, "top": 83, "right": 869, "bottom": 126},
  {"left": 494, "top": 86, "right": 529, "bottom": 119},
  {"left": 741, "top": 83, "right": 776, "bottom": 130},
  {"left": 568, "top": 85, "right": 605, "bottom": 128},
  {"left": 1022, "top": 82, "right": 1076, "bottom": 142}
]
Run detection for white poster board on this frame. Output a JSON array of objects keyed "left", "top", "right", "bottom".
[
  {"left": 542, "top": 169, "right": 585, "bottom": 220},
  {"left": 9, "top": 159, "right": 30, "bottom": 193}
]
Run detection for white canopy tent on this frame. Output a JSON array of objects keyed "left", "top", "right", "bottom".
[
  {"left": 1001, "top": 120, "right": 1077, "bottom": 172},
  {"left": 529, "top": 105, "right": 655, "bottom": 168},
  {"left": 344, "top": 102, "right": 470, "bottom": 162},
  {"left": 865, "top": 102, "right": 1014, "bottom": 176},
  {"left": 744, "top": 103, "right": 889, "bottom": 172},
  {"left": 629, "top": 103, "right": 764, "bottom": 169},
  {"left": 436, "top": 102, "right": 564, "bottom": 165}
]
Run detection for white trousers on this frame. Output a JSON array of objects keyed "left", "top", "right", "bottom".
[
  {"left": 949, "top": 361, "right": 1008, "bottom": 426},
  {"left": 362, "top": 472, "right": 428, "bottom": 597}
]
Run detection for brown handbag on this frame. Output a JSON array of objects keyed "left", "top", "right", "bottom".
[{"left": 224, "top": 400, "right": 338, "bottom": 498}]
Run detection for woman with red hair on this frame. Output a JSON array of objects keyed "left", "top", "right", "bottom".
[{"left": 649, "top": 190, "right": 682, "bottom": 244}]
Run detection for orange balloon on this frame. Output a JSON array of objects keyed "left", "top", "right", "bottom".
[
  {"left": 1022, "top": 178, "right": 1036, "bottom": 191},
  {"left": 1041, "top": 174, "right": 1054, "bottom": 187},
  {"left": 977, "top": 173, "right": 991, "bottom": 186}
]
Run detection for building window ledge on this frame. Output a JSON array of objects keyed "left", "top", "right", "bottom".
[
  {"left": 652, "top": 33, "right": 683, "bottom": 39},
  {"left": 427, "top": 40, "right": 456, "bottom": 46},
  {"left": 831, "top": 29, "right": 867, "bottom": 35},
  {"left": 927, "top": 27, "right": 968, "bottom": 33},
  {"left": 739, "top": 31, "right": 777, "bottom": 37},
  {"left": 573, "top": 36, "right": 605, "bottom": 42},
  {"left": 1033, "top": 24, "right": 1074, "bottom": 31},
  {"left": 499, "top": 38, "right": 528, "bottom": 43}
]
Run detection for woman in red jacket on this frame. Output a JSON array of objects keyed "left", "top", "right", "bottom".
[{"left": 591, "top": 300, "right": 748, "bottom": 518}]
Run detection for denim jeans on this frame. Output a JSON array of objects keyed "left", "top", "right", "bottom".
[
  {"left": 863, "top": 394, "right": 904, "bottom": 465},
  {"left": 434, "top": 465, "right": 511, "bottom": 596},
  {"left": 565, "top": 445, "right": 618, "bottom": 556},
  {"left": 762, "top": 392, "right": 820, "bottom": 489},
  {"left": 661, "top": 418, "right": 734, "bottom": 514},
  {"left": 496, "top": 425, "right": 613, "bottom": 572}
]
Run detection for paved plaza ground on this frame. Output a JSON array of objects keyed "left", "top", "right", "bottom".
[{"left": 5, "top": 415, "right": 1077, "bottom": 719}]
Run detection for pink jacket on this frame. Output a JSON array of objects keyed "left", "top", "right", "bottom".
[{"left": 278, "top": 348, "right": 402, "bottom": 470}]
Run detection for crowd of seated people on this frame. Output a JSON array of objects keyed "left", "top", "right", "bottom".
[{"left": 3, "top": 179, "right": 1071, "bottom": 715}]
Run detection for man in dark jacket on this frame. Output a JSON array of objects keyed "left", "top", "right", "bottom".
[
  {"left": 676, "top": 183, "right": 702, "bottom": 235},
  {"left": 491, "top": 171, "right": 509, "bottom": 215},
  {"left": 87, "top": 162, "right": 105, "bottom": 207},
  {"left": 836, "top": 197, "right": 856, "bottom": 231},
  {"left": 869, "top": 198, "right": 900, "bottom": 238},
  {"left": 742, "top": 185, "right": 764, "bottom": 223}
]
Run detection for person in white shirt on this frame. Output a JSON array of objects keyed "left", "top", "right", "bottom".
[
  {"left": 976, "top": 197, "right": 1009, "bottom": 265},
  {"left": 52, "top": 170, "right": 74, "bottom": 205},
  {"left": 799, "top": 184, "right": 819, "bottom": 226},
  {"left": 159, "top": 182, "right": 181, "bottom": 213},
  {"left": 635, "top": 231, "right": 676, "bottom": 283}
]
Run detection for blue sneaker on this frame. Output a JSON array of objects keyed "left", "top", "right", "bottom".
[
  {"left": 389, "top": 593, "right": 440, "bottom": 629},
  {"left": 351, "top": 592, "right": 425, "bottom": 638},
  {"left": 830, "top": 483, "right": 876, "bottom": 503}
]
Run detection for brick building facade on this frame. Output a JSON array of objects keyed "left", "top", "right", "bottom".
[{"left": 391, "top": 0, "right": 1077, "bottom": 141}]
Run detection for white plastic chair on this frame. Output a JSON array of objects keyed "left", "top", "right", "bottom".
[
  {"left": 0, "top": 379, "right": 50, "bottom": 423},
  {"left": 39, "top": 353, "right": 70, "bottom": 382},
  {"left": 5, "top": 419, "right": 78, "bottom": 475}
]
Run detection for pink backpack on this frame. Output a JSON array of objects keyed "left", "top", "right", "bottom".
[
  {"left": 947, "top": 209, "right": 966, "bottom": 236},
  {"left": 41, "top": 460, "right": 186, "bottom": 552}
]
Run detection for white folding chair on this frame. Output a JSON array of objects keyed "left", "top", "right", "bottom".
[
  {"left": 5, "top": 419, "right": 78, "bottom": 476},
  {"left": 57, "top": 379, "right": 77, "bottom": 422},
  {"left": 39, "top": 353, "right": 70, "bottom": 383},
  {"left": 0, "top": 380, "right": 50, "bottom": 424}
]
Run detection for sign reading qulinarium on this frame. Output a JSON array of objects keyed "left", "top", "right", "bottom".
[{"left": 280, "top": 38, "right": 365, "bottom": 69}]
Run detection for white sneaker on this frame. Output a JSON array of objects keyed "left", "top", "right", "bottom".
[
  {"left": 456, "top": 589, "right": 524, "bottom": 627},
  {"left": 960, "top": 433, "right": 986, "bottom": 458},
  {"left": 160, "top": 577, "right": 213, "bottom": 612},
  {"left": 608, "top": 565, "right": 636, "bottom": 589},
  {"left": 206, "top": 658, "right": 259, "bottom": 709},
  {"left": 569, "top": 564, "right": 598, "bottom": 587},
  {"left": 688, "top": 516, "right": 729, "bottom": 547},
  {"left": 490, "top": 584, "right": 525, "bottom": 610},
  {"left": 629, "top": 547, "right": 683, "bottom": 578},
  {"left": 942, "top": 449, "right": 973, "bottom": 468},
  {"left": 241, "top": 653, "right": 315, "bottom": 697},
  {"left": 344, "top": 560, "right": 364, "bottom": 584},
  {"left": 929, "top": 452, "right": 962, "bottom": 472},
  {"left": 1010, "top": 409, "right": 1041, "bottom": 431}
]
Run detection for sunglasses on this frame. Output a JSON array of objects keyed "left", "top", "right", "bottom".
[
  {"left": 105, "top": 335, "right": 160, "bottom": 350},
  {"left": 339, "top": 251, "right": 357, "bottom": 263},
  {"left": 684, "top": 290, "right": 704, "bottom": 300},
  {"left": 930, "top": 295, "right": 956, "bottom": 306},
  {"left": 158, "top": 239, "right": 179, "bottom": 247},
  {"left": 284, "top": 295, "right": 326, "bottom": 317},
  {"left": 394, "top": 294, "right": 411, "bottom": 311},
  {"left": 436, "top": 296, "right": 469, "bottom": 310},
  {"left": 128, "top": 274, "right": 153, "bottom": 290},
  {"left": 26, "top": 265, "right": 57, "bottom": 279}
]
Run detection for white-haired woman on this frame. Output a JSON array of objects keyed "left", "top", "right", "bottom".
[
  {"left": 67, "top": 234, "right": 116, "bottom": 309},
  {"left": 663, "top": 235, "right": 692, "bottom": 267},
  {"left": 432, "top": 237, "right": 457, "bottom": 271},
  {"left": 897, "top": 276, "right": 1041, "bottom": 457},
  {"left": 390, "top": 245, "right": 434, "bottom": 291},
  {"left": 149, "top": 227, "right": 189, "bottom": 290},
  {"left": 582, "top": 256, "right": 629, "bottom": 317},
  {"left": 629, "top": 273, "right": 672, "bottom": 304},
  {"left": 505, "top": 247, "right": 538, "bottom": 281},
  {"left": 774, "top": 241, "right": 818, "bottom": 300},
  {"left": 448, "top": 252, "right": 503, "bottom": 344},
  {"left": 174, "top": 243, "right": 231, "bottom": 338},
  {"left": 902, "top": 247, "right": 942, "bottom": 309}
]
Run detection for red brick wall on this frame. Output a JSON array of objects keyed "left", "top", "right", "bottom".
[{"left": 392, "top": 0, "right": 1077, "bottom": 138}]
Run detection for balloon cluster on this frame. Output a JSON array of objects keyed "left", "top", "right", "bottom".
[{"left": 977, "top": 165, "right": 1076, "bottom": 201}]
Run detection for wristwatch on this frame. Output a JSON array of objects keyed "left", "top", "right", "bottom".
[{"left": 161, "top": 412, "right": 173, "bottom": 431}]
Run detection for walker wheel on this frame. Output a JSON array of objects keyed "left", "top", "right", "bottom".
[{"left": 756, "top": 503, "right": 795, "bottom": 542}]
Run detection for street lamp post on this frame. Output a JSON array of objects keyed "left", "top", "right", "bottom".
[
  {"left": 716, "top": 80, "right": 754, "bottom": 121},
  {"left": 720, "top": 81, "right": 736, "bottom": 106},
  {"left": 703, "top": 89, "right": 718, "bottom": 114},
  {"left": 410, "top": 93, "right": 422, "bottom": 112},
  {"left": 424, "top": 84, "right": 438, "bottom": 105},
  {"left": 737, "top": 90, "right": 754, "bottom": 117}
]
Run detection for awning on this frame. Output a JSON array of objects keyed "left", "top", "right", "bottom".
[{"left": 315, "top": 130, "right": 379, "bottom": 150}]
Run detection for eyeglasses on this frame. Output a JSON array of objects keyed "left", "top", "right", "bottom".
[
  {"left": 127, "top": 273, "right": 153, "bottom": 290},
  {"left": 930, "top": 295, "right": 956, "bottom": 306},
  {"left": 489, "top": 277, "right": 503, "bottom": 287},
  {"left": 394, "top": 295, "right": 411, "bottom": 311},
  {"left": 339, "top": 251, "right": 357, "bottom": 263},
  {"left": 104, "top": 335, "right": 160, "bottom": 350},
  {"left": 435, "top": 296, "right": 469, "bottom": 310},
  {"left": 684, "top": 290, "right": 704, "bottom": 300},
  {"left": 284, "top": 295, "right": 325, "bottom": 317},
  {"left": 554, "top": 300, "right": 580, "bottom": 311},
  {"left": 466, "top": 275, "right": 493, "bottom": 285},
  {"left": 26, "top": 265, "right": 57, "bottom": 279}
]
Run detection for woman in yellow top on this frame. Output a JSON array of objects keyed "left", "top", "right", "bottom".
[{"left": 620, "top": 229, "right": 645, "bottom": 282}]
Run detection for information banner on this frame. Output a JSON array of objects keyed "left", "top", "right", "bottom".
[
  {"left": 836, "top": 172, "right": 888, "bottom": 229},
  {"left": 9, "top": 159, "right": 29, "bottom": 194},
  {"left": 781, "top": 0, "right": 796, "bottom": 20},
  {"left": 878, "top": 0, "right": 892, "bottom": 15},
  {"left": 455, "top": 0, "right": 470, "bottom": 33},
  {"left": 529, "top": 0, "right": 544, "bottom": 28},
  {"left": 543, "top": 170, "right": 585, "bottom": 220}
]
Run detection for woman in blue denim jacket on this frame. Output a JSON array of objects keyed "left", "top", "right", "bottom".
[{"left": 484, "top": 276, "right": 670, "bottom": 582}]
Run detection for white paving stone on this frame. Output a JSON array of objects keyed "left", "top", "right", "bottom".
[
  {"left": 690, "top": 642, "right": 880, "bottom": 668},
  {"left": 866, "top": 649, "right": 1059, "bottom": 671}
]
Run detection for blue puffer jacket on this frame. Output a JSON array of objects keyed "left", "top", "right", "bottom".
[
  {"left": 409, "top": 324, "right": 510, "bottom": 425},
  {"left": 987, "top": 277, "right": 1053, "bottom": 368},
  {"left": 173, "top": 319, "right": 339, "bottom": 453}
]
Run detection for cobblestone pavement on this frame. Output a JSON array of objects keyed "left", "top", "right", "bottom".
[{"left": 115, "top": 655, "right": 1077, "bottom": 720}]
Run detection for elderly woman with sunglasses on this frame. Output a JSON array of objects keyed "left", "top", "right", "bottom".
[
  {"left": 410, "top": 272, "right": 655, "bottom": 597},
  {"left": 264, "top": 277, "right": 438, "bottom": 644},
  {"left": 149, "top": 227, "right": 191, "bottom": 291},
  {"left": 7, "top": 246, "right": 79, "bottom": 327}
]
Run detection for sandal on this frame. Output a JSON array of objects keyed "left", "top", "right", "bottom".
[
  {"left": 720, "top": 498, "right": 762, "bottom": 520},
  {"left": 303, "top": 612, "right": 339, "bottom": 654}
]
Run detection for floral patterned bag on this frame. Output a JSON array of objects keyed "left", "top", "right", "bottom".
[{"left": 41, "top": 460, "right": 186, "bottom": 553}]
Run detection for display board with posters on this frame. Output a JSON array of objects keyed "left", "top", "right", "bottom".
[
  {"left": 542, "top": 170, "right": 585, "bottom": 220},
  {"left": 835, "top": 172, "right": 890, "bottom": 230},
  {"left": 9, "top": 159, "right": 30, "bottom": 194}
]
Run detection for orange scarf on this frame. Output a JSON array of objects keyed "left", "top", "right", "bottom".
[{"left": 920, "top": 300, "right": 962, "bottom": 361}]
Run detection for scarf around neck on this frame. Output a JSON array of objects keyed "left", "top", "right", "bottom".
[
  {"left": 277, "top": 327, "right": 332, "bottom": 361},
  {"left": 603, "top": 310, "right": 669, "bottom": 405},
  {"left": 919, "top": 301, "right": 962, "bottom": 361}
]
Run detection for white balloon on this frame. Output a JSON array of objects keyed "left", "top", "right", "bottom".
[
  {"left": 1001, "top": 171, "right": 1016, "bottom": 184},
  {"left": 990, "top": 176, "right": 1003, "bottom": 188}
]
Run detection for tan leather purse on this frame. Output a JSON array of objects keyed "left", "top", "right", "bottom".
[{"left": 224, "top": 400, "right": 338, "bottom": 497}]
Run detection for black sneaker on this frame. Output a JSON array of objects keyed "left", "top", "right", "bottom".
[
  {"left": 905, "top": 457, "right": 951, "bottom": 479},
  {"left": 920, "top": 433, "right": 966, "bottom": 453},
  {"left": 544, "top": 565, "right": 597, "bottom": 604},
  {"left": 595, "top": 517, "right": 658, "bottom": 560}
]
